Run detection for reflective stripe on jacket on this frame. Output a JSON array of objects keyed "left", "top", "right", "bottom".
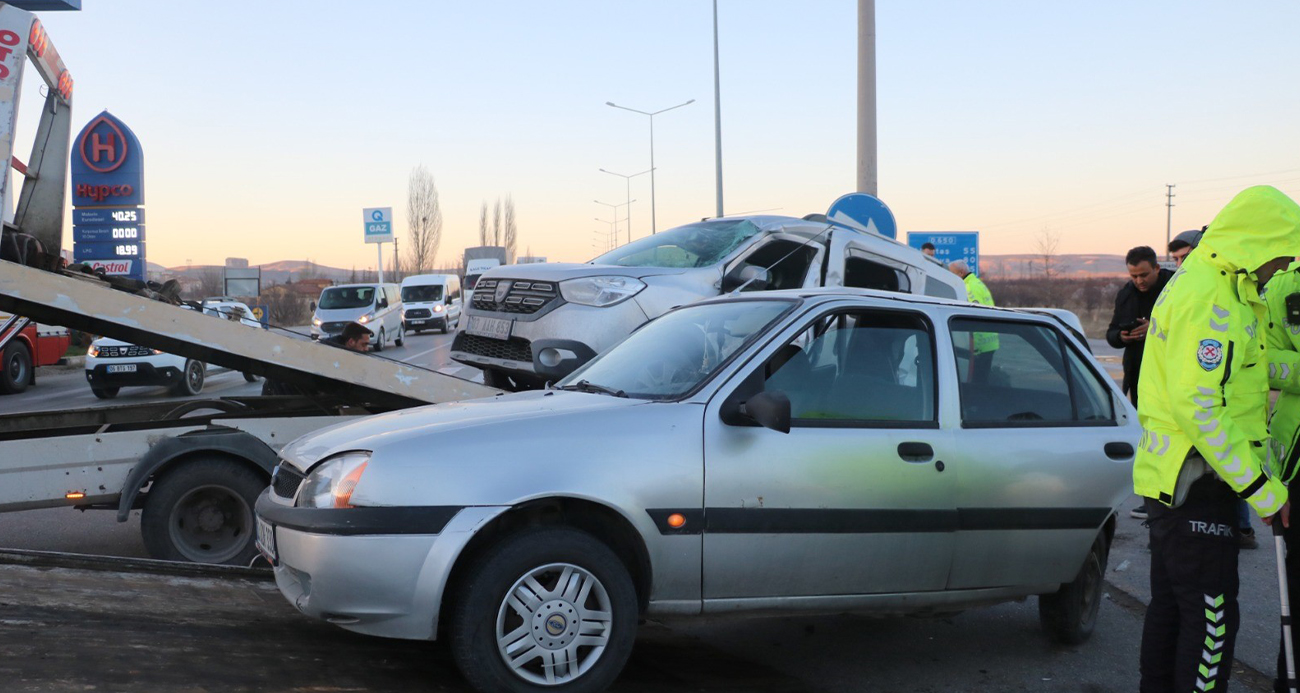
[{"left": 1134, "top": 186, "right": 1300, "bottom": 518}]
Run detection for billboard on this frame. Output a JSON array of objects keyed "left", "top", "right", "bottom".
[
  {"left": 907, "top": 231, "right": 980, "bottom": 277},
  {"left": 71, "top": 111, "right": 145, "bottom": 281}
]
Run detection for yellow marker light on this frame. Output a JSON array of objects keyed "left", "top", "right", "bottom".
[
  {"left": 65, "top": 492, "right": 85, "bottom": 500},
  {"left": 334, "top": 461, "right": 368, "bottom": 509},
  {"left": 667, "top": 513, "right": 686, "bottom": 529}
]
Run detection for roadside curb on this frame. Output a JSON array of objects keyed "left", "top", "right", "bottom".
[{"left": 37, "top": 354, "right": 84, "bottom": 372}]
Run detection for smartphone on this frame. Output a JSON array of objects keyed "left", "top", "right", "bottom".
[
  {"left": 1120, "top": 319, "right": 1141, "bottom": 332},
  {"left": 1286, "top": 293, "right": 1300, "bottom": 326}
]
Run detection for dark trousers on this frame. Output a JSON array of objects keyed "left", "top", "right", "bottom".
[
  {"left": 1277, "top": 479, "right": 1300, "bottom": 693},
  {"left": 1140, "top": 476, "right": 1241, "bottom": 693}
]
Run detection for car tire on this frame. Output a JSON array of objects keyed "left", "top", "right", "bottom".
[
  {"left": 91, "top": 386, "right": 119, "bottom": 399},
  {"left": 449, "top": 527, "right": 639, "bottom": 693},
  {"left": 374, "top": 328, "right": 385, "bottom": 353},
  {"left": 171, "top": 359, "right": 206, "bottom": 396},
  {"left": 395, "top": 325, "right": 405, "bottom": 347},
  {"left": 441, "top": 320, "right": 450, "bottom": 335},
  {"left": 242, "top": 371, "right": 258, "bottom": 382},
  {"left": 1039, "top": 532, "right": 1108, "bottom": 645},
  {"left": 140, "top": 456, "right": 264, "bottom": 565},
  {"left": 0, "top": 341, "right": 33, "bottom": 394}
]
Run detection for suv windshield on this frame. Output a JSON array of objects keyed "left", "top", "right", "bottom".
[
  {"left": 558, "top": 299, "right": 792, "bottom": 400},
  {"left": 402, "top": 285, "right": 443, "bottom": 302},
  {"left": 318, "top": 286, "right": 375, "bottom": 310},
  {"left": 591, "top": 219, "right": 763, "bottom": 268}
]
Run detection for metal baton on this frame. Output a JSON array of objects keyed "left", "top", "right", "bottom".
[{"left": 1275, "top": 520, "right": 1297, "bottom": 693}]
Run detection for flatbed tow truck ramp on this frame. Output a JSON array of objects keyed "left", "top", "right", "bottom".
[{"left": 0, "top": 550, "right": 805, "bottom": 693}]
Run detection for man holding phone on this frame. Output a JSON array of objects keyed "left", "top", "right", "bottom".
[{"left": 1109, "top": 246, "right": 1174, "bottom": 520}]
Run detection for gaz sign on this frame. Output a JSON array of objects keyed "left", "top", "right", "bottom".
[{"left": 363, "top": 207, "right": 393, "bottom": 244}]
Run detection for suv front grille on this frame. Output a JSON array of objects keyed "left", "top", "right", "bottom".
[
  {"left": 96, "top": 345, "right": 154, "bottom": 358},
  {"left": 472, "top": 279, "right": 559, "bottom": 315},
  {"left": 405, "top": 308, "right": 432, "bottom": 319},
  {"left": 272, "top": 464, "right": 306, "bottom": 500},
  {"left": 320, "top": 321, "right": 351, "bottom": 334},
  {"left": 452, "top": 332, "right": 533, "bottom": 364}
]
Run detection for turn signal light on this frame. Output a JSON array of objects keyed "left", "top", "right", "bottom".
[
  {"left": 65, "top": 491, "right": 85, "bottom": 500},
  {"left": 667, "top": 513, "right": 686, "bottom": 529},
  {"left": 334, "top": 461, "right": 368, "bottom": 508}
]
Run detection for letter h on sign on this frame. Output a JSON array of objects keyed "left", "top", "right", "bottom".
[{"left": 90, "top": 133, "right": 115, "bottom": 164}]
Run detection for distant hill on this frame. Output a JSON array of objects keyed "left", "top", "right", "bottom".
[{"left": 982, "top": 254, "right": 1128, "bottom": 279}]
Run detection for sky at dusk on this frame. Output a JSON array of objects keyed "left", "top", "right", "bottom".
[{"left": 15, "top": 1, "right": 1300, "bottom": 271}]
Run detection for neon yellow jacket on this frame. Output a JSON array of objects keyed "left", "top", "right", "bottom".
[
  {"left": 1134, "top": 186, "right": 1300, "bottom": 517},
  {"left": 1265, "top": 262, "right": 1300, "bottom": 483},
  {"left": 963, "top": 274, "right": 999, "bottom": 354}
]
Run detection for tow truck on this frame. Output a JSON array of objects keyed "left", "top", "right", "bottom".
[{"left": 0, "top": 2, "right": 499, "bottom": 565}]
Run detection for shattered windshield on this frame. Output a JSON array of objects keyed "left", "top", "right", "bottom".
[
  {"left": 557, "top": 299, "right": 792, "bottom": 400},
  {"left": 591, "top": 219, "right": 763, "bottom": 268}
]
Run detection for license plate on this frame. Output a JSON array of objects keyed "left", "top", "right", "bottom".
[
  {"left": 256, "top": 517, "right": 277, "bottom": 565},
  {"left": 106, "top": 364, "right": 137, "bottom": 373},
  {"left": 466, "top": 316, "right": 512, "bottom": 341}
]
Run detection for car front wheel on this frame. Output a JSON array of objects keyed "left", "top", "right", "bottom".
[
  {"left": 1039, "top": 532, "right": 1108, "bottom": 645},
  {"left": 450, "top": 527, "right": 638, "bottom": 693},
  {"left": 172, "top": 359, "right": 205, "bottom": 396},
  {"left": 374, "top": 328, "right": 385, "bottom": 353}
]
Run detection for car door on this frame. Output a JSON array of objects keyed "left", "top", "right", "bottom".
[
  {"left": 702, "top": 307, "right": 957, "bottom": 600},
  {"left": 942, "top": 314, "right": 1134, "bottom": 589}
]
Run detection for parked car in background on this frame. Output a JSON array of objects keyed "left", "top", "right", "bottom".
[
  {"left": 400, "top": 274, "right": 461, "bottom": 334},
  {"left": 310, "top": 283, "right": 404, "bottom": 351},
  {"left": 0, "top": 313, "right": 70, "bottom": 394},
  {"left": 452, "top": 214, "right": 966, "bottom": 390},
  {"left": 259, "top": 288, "right": 1136, "bottom": 693}
]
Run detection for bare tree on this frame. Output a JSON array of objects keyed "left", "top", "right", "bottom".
[
  {"left": 197, "top": 267, "right": 223, "bottom": 298},
  {"left": 405, "top": 166, "right": 442, "bottom": 275},
  {"left": 478, "top": 202, "right": 488, "bottom": 246},
  {"left": 1036, "top": 228, "right": 1061, "bottom": 279},
  {"left": 492, "top": 199, "right": 503, "bottom": 246},
  {"left": 261, "top": 286, "right": 309, "bottom": 326},
  {"left": 503, "top": 195, "right": 518, "bottom": 263}
]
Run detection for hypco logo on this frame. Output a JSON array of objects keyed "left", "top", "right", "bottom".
[
  {"left": 1189, "top": 520, "right": 1234, "bottom": 538},
  {"left": 494, "top": 280, "right": 512, "bottom": 303},
  {"left": 79, "top": 115, "right": 129, "bottom": 173},
  {"left": 89, "top": 260, "right": 133, "bottom": 274}
]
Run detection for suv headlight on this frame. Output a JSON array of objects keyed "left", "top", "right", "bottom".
[
  {"left": 297, "top": 452, "right": 370, "bottom": 508},
  {"left": 358, "top": 313, "right": 374, "bottom": 324},
  {"left": 88, "top": 345, "right": 99, "bottom": 357},
  {"left": 560, "top": 276, "right": 646, "bottom": 307}
]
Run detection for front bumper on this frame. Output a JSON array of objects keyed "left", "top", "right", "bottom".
[
  {"left": 451, "top": 299, "right": 648, "bottom": 382},
  {"left": 85, "top": 363, "right": 183, "bottom": 388},
  {"left": 255, "top": 490, "right": 506, "bottom": 640}
]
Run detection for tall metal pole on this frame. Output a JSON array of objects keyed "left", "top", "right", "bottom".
[
  {"left": 376, "top": 242, "right": 384, "bottom": 284},
  {"left": 625, "top": 177, "right": 632, "bottom": 244},
  {"left": 856, "top": 0, "right": 877, "bottom": 195},
  {"left": 713, "top": 0, "right": 724, "bottom": 217},
  {"left": 648, "top": 116, "right": 657, "bottom": 234},
  {"left": 1165, "top": 184, "right": 1176, "bottom": 261}
]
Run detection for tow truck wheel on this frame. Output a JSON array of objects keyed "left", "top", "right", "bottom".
[
  {"left": 91, "top": 387, "right": 119, "bottom": 399},
  {"left": 1038, "top": 532, "right": 1108, "bottom": 645},
  {"left": 374, "top": 328, "right": 385, "bottom": 353},
  {"left": 141, "top": 457, "right": 264, "bottom": 565},
  {"left": 171, "top": 359, "right": 205, "bottom": 396},
  {"left": 0, "top": 341, "right": 32, "bottom": 394},
  {"left": 449, "top": 527, "right": 638, "bottom": 693}
]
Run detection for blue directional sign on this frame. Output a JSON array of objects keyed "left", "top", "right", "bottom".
[
  {"left": 73, "top": 241, "right": 144, "bottom": 262},
  {"left": 908, "top": 231, "right": 980, "bottom": 276},
  {"left": 826, "top": 192, "right": 897, "bottom": 239},
  {"left": 73, "top": 225, "right": 144, "bottom": 243},
  {"left": 74, "top": 207, "right": 143, "bottom": 225}
]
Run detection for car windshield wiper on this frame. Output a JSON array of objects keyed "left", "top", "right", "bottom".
[{"left": 556, "top": 380, "right": 627, "bottom": 398}]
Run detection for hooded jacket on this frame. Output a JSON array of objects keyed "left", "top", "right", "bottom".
[
  {"left": 1265, "top": 261, "right": 1300, "bottom": 483},
  {"left": 1134, "top": 186, "right": 1300, "bottom": 517},
  {"left": 962, "top": 273, "right": 999, "bottom": 354}
]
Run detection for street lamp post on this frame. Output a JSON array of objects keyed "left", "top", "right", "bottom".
[
  {"left": 606, "top": 99, "right": 694, "bottom": 234},
  {"left": 599, "top": 167, "right": 652, "bottom": 244},
  {"left": 595, "top": 201, "right": 633, "bottom": 245}
]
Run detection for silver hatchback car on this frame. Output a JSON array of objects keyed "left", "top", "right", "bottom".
[{"left": 257, "top": 289, "right": 1137, "bottom": 693}]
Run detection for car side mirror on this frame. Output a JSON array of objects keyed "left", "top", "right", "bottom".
[
  {"left": 741, "top": 390, "right": 791, "bottom": 434},
  {"left": 309, "top": 301, "right": 316, "bottom": 312},
  {"left": 722, "top": 264, "right": 770, "bottom": 293}
]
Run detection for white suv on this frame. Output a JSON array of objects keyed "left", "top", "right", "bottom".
[{"left": 85, "top": 301, "right": 264, "bottom": 399}]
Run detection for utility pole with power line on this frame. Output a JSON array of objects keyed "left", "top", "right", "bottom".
[{"left": 1165, "top": 184, "right": 1176, "bottom": 261}]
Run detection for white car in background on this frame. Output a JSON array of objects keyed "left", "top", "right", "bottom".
[{"left": 85, "top": 301, "right": 265, "bottom": 399}]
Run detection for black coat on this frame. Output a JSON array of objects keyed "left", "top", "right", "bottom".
[{"left": 1106, "top": 268, "right": 1174, "bottom": 397}]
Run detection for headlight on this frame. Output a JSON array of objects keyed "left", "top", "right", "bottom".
[
  {"left": 87, "top": 345, "right": 99, "bottom": 357},
  {"left": 297, "top": 452, "right": 370, "bottom": 508},
  {"left": 433, "top": 304, "right": 444, "bottom": 313},
  {"left": 151, "top": 349, "right": 164, "bottom": 355},
  {"left": 358, "top": 313, "right": 373, "bottom": 324},
  {"left": 312, "top": 318, "right": 323, "bottom": 326},
  {"left": 560, "top": 276, "right": 646, "bottom": 307}
]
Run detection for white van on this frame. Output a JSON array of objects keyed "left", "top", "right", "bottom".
[
  {"left": 310, "top": 283, "right": 404, "bottom": 352},
  {"left": 400, "top": 274, "right": 462, "bottom": 334}
]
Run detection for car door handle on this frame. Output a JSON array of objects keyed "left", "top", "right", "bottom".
[
  {"left": 897, "top": 442, "right": 934, "bottom": 462},
  {"left": 1105, "top": 442, "right": 1134, "bottom": 460}
]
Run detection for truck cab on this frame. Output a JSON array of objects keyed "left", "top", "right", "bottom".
[{"left": 451, "top": 215, "right": 965, "bottom": 389}]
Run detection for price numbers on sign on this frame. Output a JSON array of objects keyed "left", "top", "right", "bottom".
[
  {"left": 111, "top": 209, "right": 138, "bottom": 223},
  {"left": 111, "top": 227, "right": 138, "bottom": 239}
]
